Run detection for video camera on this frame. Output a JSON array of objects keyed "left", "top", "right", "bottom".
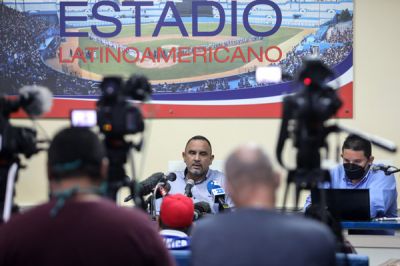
[
  {"left": 0, "top": 85, "right": 53, "bottom": 222},
  {"left": 96, "top": 75, "right": 151, "bottom": 137},
  {"left": 71, "top": 75, "right": 152, "bottom": 205},
  {"left": 0, "top": 86, "right": 52, "bottom": 159},
  {"left": 275, "top": 58, "right": 342, "bottom": 209}
]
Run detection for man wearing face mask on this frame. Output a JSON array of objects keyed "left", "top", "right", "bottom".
[{"left": 305, "top": 134, "right": 398, "bottom": 221}]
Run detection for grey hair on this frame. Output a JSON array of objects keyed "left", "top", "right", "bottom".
[{"left": 225, "top": 143, "right": 275, "bottom": 187}]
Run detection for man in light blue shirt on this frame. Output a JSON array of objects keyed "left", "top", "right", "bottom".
[
  {"left": 305, "top": 134, "right": 398, "bottom": 219},
  {"left": 157, "top": 135, "right": 233, "bottom": 214}
]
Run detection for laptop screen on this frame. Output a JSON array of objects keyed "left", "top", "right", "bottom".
[{"left": 311, "top": 189, "right": 371, "bottom": 221}]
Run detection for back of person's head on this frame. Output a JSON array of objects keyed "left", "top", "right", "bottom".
[
  {"left": 47, "top": 127, "right": 107, "bottom": 181},
  {"left": 159, "top": 194, "right": 194, "bottom": 233},
  {"left": 342, "top": 134, "right": 372, "bottom": 158},
  {"left": 225, "top": 143, "right": 277, "bottom": 188}
]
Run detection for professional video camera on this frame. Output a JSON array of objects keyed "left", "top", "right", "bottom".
[
  {"left": 0, "top": 85, "right": 53, "bottom": 223},
  {"left": 276, "top": 58, "right": 342, "bottom": 209},
  {"left": 96, "top": 75, "right": 150, "bottom": 137},
  {"left": 93, "top": 75, "right": 151, "bottom": 205}
]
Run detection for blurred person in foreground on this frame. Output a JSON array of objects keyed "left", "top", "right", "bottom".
[
  {"left": 191, "top": 143, "right": 336, "bottom": 266},
  {"left": 0, "top": 127, "right": 174, "bottom": 266}
]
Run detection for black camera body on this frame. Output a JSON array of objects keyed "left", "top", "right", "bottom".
[
  {"left": 91, "top": 75, "right": 152, "bottom": 202},
  {"left": 96, "top": 75, "right": 151, "bottom": 137},
  {"left": 0, "top": 122, "right": 38, "bottom": 159},
  {"left": 0, "top": 98, "right": 39, "bottom": 160},
  {"left": 97, "top": 101, "right": 144, "bottom": 137}
]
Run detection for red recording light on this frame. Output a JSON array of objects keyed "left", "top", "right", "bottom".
[{"left": 303, "top": 77, "right": 312, "bottom": 86}]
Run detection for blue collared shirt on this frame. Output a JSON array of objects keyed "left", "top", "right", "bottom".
[
  {"left": 156, "top": 168, "right": 234, "bottom": 214},
  {"left": 305, "top": 164, "right": 398, "bottom": 218}
]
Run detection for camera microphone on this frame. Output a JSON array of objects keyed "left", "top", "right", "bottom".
[{"left": 18, "top": 85, "right": 53, "bottom": 117}]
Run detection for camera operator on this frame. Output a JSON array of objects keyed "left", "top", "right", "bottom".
[
  {"left": 0, "top": 127, "right": 174, "bottom": 266},
  {"left": 157, "top": 135, "right": 234, "bottom": 215}
]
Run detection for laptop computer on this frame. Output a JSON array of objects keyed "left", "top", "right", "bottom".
[{"left": 311, "top": 189, "right": 371, "bottom": 221}]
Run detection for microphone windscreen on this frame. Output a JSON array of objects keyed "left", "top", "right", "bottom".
[
  {"left": 186, "top": 178, "right": 195, "bottom": 186},
  {"left": 194, "top": 201, "right": 211, "bottom": 214},
  {"left": 139, "top": 172, "right": 164, "bottom": 196},
  {"left": 19, "top": 85, "right": 53, "bottom": 117},
  {"left": 165, "top": 172, "right": 177, "bottom": 181}
]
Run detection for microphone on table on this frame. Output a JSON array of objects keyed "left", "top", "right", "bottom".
[
  {"left": 193, "top": 201, "right": 212, "bottom": 220},
  {"left": 184, "top": 179, "right": 195, "bottom": 198},
  {"left": 371, "top": 164, "right": 399, "bottom": 175},
  {"left": 124, "top": 172, "right": 177, "bottom": 202},
  {"left": 207, "top": 180, "right": 230, "bottom": 212}
]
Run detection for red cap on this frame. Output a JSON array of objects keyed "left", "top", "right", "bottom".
[{"left": 160, "top": 194, "right": 194, "bottom": 229}]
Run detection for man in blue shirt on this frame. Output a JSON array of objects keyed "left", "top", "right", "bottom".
[
  {"left": 305, "top": 134, "right": 398, "bottom": 219},
  {"left": 157, "top": 135, "right": 233, "bottom": 214}
]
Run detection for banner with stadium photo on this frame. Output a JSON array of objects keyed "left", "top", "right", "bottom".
[{"left": 0, "top": 0, "right": 353, "bottom": 118}]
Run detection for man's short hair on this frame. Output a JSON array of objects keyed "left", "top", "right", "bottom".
[
  {"left": 225, "top": 143, "right": 275, "bottom": 187},
  {"left": 185, "top": 135, "right": 212, "bottom": 152},
  {"left": 342, "top": 134, "right": 372, "bottom": 158},
  {"left": 48, "top": 127, "right": 106, "bottom": 181}
]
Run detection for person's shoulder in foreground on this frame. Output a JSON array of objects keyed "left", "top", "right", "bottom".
[
  {"left": 0, "top": 127, "right": 174, "bottom": 266},
  {"left": 191, "top": 143, "right": 336, "bottom": 266}
]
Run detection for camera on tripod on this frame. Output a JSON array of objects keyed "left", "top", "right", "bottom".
[
  {"left": 96, "top": 75, "right": 151, "bottom": 137},
  {"left": 275, "top": 57, "right": 343, "bottom": 209},
  {"left": 0, "top": 85, "right": 53, "bottom": 160},
  {"left": 71, "top": 75, "right": 152, "bottom": 204},
  {"left": 0, "top": 85, "right": 53, "bottom": 222},
  {"left": 71, "top": 75, "right": 151, "bottom": 137}
]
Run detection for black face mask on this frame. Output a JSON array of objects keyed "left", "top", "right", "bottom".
[{"left": 343, "top": 163, "right": 368, "bottom": 180}]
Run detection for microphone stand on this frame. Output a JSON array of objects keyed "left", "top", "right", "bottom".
[
  {"left": 1, "top": 161, "right": 19, "bottom": 223},
  {"left": 151, "top": 183, "right": 163, "bottom": 220}
]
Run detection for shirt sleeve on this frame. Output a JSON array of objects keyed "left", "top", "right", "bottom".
[{"left": 369, "top": 172, "right": 398, "bottom": 218}]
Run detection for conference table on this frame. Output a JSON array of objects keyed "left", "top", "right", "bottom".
[{"left": 341, "top": 220, "right": 400, "bottom": 265}]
